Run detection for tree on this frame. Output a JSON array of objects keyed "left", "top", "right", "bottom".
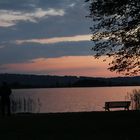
[{"left": 86, "top": 0, "right": 140, "bottom": 75}]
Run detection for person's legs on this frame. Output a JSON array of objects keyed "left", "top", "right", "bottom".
[
  {"left": 1, "top": 99, "right": 5, "bottom": 116},
  {"left": 7, "top": 98, "right": 11, "bottom": 116}
]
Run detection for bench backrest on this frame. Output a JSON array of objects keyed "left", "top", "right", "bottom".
[{"left": 105, "top": 101, "right": 131, "bottom": 108}]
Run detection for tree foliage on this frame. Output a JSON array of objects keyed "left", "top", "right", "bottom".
[{"left": 86, "top": 0, "right": 140, "bottom": 75}]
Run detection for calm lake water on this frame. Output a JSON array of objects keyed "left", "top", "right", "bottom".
[{"left": 12, "top": 86, "right": 140, "bottom": 113}]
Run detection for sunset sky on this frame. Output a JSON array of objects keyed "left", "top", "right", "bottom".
[{"left": 0, "top": 0, "right": 121, "bottom": 77}]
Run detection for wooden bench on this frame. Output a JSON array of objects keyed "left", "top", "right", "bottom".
[{"left": 103, "top": 101, "right": 131, "bottom": 111}]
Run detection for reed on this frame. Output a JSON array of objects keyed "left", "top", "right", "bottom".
[
  {"left": 126, "top": 89, "right": 140, "bottom": 110},
  {"left": 10, "top": 95, "right": 41, "bottom": 113}
]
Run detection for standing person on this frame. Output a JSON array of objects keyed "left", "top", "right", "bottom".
[{"left": 0, "top": 82, "right": 12, "bottom": 116}]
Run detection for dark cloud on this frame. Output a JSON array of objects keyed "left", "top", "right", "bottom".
[
  {"left": 0, "top": 0, "right": 38, "bottom": 10},
  {"left": 0, "top": 0, "right": 92, "bottom": 67},
  {"left": 0, "top": 0, "right": 91, "bottom": 40},
  {"left": 0, "top": 41, "right": 93, "bottom": 65}
]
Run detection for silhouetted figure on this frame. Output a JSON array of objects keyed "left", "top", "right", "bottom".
[{"left": 0, "top": 82, "right": 12, "bottom": 116}]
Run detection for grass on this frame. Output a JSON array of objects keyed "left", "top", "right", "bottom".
[{"left": 0, "top": 110, "right": 140, "bottom": 140}]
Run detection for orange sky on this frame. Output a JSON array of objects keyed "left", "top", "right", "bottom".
[{"left": 2, "top": 56, "right": 122, "bottom": 77}]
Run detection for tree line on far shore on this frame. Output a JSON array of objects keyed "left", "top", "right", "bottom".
[{"left": 0, "top": 74, "right": 140, "bottom": 88}]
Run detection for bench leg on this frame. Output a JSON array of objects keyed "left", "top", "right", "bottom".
[
  {"left": 104, "top": 108, "right": 110, "bottom": 111},
  {"left": 124, "top": 107, "right": 129, "bottom": 111},
  {"left": 106, "top": 108, "right": 110, "bottom": 111}
]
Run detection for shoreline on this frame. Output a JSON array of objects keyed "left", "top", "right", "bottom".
[{"left": 12, "top": 85, "right": 140, "bottom": 89}]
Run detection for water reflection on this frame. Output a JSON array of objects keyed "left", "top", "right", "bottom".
[{"left": 12, "top": 86, "right": 140, "bottom": 113}]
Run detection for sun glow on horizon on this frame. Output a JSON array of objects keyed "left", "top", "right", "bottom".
[{"left": 0, "top": 56, "right": 121, "bottom": 77}]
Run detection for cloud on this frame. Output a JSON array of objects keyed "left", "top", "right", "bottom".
[
  {"left": 16, "top": 34, "right": 92, "bottom": 44},
  {"left": 0, "top": 0, "right": 91, "bottom": 42},
  {"left": 68, "top": 3, "right": 76, "bottom": 8},
  {"left": 0, "top": 45, "right": 5, "bottom": 49},
  {"left": 0, "top": 8, "right": 65, "bottom": 27},
  {"left": 0, "top": 41, "right": 92, "bottom": 65}
]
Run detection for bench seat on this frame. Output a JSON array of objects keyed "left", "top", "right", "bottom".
[{"left": 104, "top": 101, "right": 131, "bottom": 111}]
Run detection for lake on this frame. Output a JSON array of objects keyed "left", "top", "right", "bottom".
[{"left": 12, "top": 86, "right": 140, "bottom": 113}]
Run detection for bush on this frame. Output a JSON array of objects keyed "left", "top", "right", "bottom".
[{"left": 127, "top": 89, "right": 140, "bottom": 110}]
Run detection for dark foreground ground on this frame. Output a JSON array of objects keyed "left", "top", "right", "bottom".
[{"left": 0, "top": 111, "right": 140, "bottom": 140}]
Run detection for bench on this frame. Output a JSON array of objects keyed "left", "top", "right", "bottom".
[{"left": 103, "top": 101, "right": 131, "bottom": 111}]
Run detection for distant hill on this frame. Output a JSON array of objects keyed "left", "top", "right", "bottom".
[
  {"left": 0, "top": 74, "right": 78, "bottom": 88},
  {"left": 0, "top": 74, "right": 140, "bottom": 88},
  {"left": 73, "top": 77, "right": 140, "bottom": 87}
]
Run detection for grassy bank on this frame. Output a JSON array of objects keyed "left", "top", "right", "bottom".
[{"left": 0, "top": 111, "right": 140, "bottom": 140}]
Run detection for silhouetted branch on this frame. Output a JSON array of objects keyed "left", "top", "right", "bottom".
[{"left": 86, "top": 0, "right": 140, "bottom": 75}]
